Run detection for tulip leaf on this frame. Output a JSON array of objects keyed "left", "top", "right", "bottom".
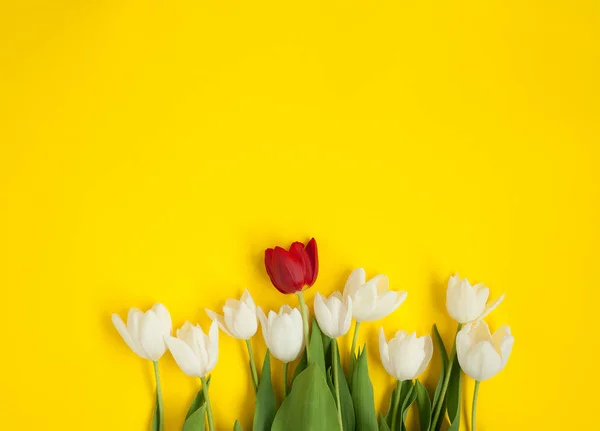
[
  {"left": 271, "top": 363, "right": 339, "bottom": 431},
  {"left": 253, "top": 351, "right": 277, "bottom": 431},
  {"left": 182, "top": 403, "right": 207, "bottom": 431},
  {"left": 309, "top": 318, "right": 326, "bottom": 374},
  {"left": 379, "top": 413, "right": 391, "bottom": 431},
  {"left": 446, "top": 361, "right": 462, "bottom": 431},
  {"left": 383, "top": 384, "right": 397, "bottom": 426},
  {"left": 431, "top": 324, "right": 449, "bottom": 431},
  {"left": 350, "top": 345, "right": 378, "bottom": 431},
  {"left": 322, "top": 333, "right": 333, "bottom": 371},
  {"left": 326, "top": 341, "right": 356, "bottom": 431},
  {"left": 233, "top": 420, "right": 243, "bottom": 431},
  {"left": 415, "top": 380, "right": 431, "bottom": 431},
  {"left": 347, "top": 350, "right": 357, "bottom": 388},
  {"left": 399, "top": 382, "right": 417, "bottom": 431},
  {"left": 185, "top": 376, "right": 211, "bottom": 420},
  {"left": 292, "top": 350, "right": 308, "bottom": 384}
]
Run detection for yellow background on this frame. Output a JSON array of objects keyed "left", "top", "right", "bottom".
[{"left": 1, "top": 0, "right": 599, "bottom": 430}]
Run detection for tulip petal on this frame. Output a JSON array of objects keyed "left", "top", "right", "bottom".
[
  {"left": 290, "top": 242, "right": 313, "bottom": 287},
  {"left": 304, "top": 238, "right": 319, "bottom": 286},
  {"left": 462, "top": 341, "right": 503, "bottom": 381},
  {"left": 271, "top": 246, "right": 305, "bottom": 293},
  {"left": 205, "top": 309, "right": 234, "bottom": 337},
  {"left": 234, "top": 301, "right": 258, "bottom": 339},
  {"left": 341, "top": 296, "right": 353, "bottom": 336},
  {"left": 477, "top": 293, "right": 506, "bottom": 322},
  {"left": 166, "top": 336, "right": 203, "bottom": 377},
  {"left": 241, "top": 289, "right": 256, "bottom": 311},
  {"left": 151, "top": 304, "right": 172, "bottom": 337},
  {"left": 207, "top": 320, "right": 219, "bottom": 373},
  {"left": 140, "top": 311, "right": 166, "bottom": 361},
  {"left": 415, "top": 335, "right": 434, "bottom": 377},
  {"left": 369, "top": 290, "right": 407, "bottom": 321},
  {"left": 492, "top": 325, "right": 514, "bottom": 368},
  {"left": 370, "top": 274, "right": 389, "bottom": 294},
  {"left": 343, "top": 268, "right": 366, "bottom": 299},
  {"left": 314, "top": 293, "right": 334, "bottom": 338},
  {"left": 352, "top": 281, "right": 378, "bottom": 322},
  {"left": 264, "top": 248, "right": 277, "bottom": 286},
  {"left": 112, "top": 314, "right": 147, "bottom": 359},
  {"left": 127, "top": 308, "right": 144, "bottom": 350},
  {"left": 379, "top": 328, "right": 395, "bottom": 378},
  {"left": 257, "top": 307, "right": 270, "bottom": 347}
]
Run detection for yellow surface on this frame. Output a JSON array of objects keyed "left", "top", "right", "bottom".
[{"left": 1, "top": 0, "right": 599, "bottom": 430}]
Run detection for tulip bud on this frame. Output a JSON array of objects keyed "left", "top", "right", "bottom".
[
  {"left": 264, "top": 238, "right": 318, "bottom": 294},
  {"left": 112, "top": 304, "right": 172, "bottom": 361},
  {"left": 446, "top": 274, "right": 505, "bottom": 323},
  {"left": 456, "top": 320, "right": 514, "bottom": 381},
  {"left": 166, "top": 321, "right": 219, "bottom": 378},
  {"left": 379, "top": 328, "right": 433, "bottom": 381},
  {"left": 313, "top": 292, "right": 353, "bottom": 338},
  {"left": 257, "top": 305, "right": 304, "bottom": 363},
  {"left": 343, "top": 268, "right": 407, "bottom": 322},
  {"left": 205, "top": 289, "right": 258, "bottom": 340}
]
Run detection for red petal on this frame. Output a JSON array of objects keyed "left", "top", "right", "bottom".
[
  {"left": 271, "top": 246, "right": 305, "bottom": 293},
  {"left": 264, "top": 248, "right": 277, "bottom": 286},
  {"left": 304, "top": 238, "right": 319, "bottom": 286},
  {"left": 289, "top": 241, "right": 312, "bottom": 286}
]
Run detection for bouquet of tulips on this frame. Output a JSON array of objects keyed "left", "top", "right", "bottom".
[{"left": 112, "top": 238, "right": 514, "bottom": 431}]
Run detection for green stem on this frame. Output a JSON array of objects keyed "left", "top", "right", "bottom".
[
  {"left": 332, "top": 342, "right": 344, "bottom": 431},
  {"left": 152, "top": 361, "right": 164, "bottom": 431},
  {"left": 472, "top": 381, "right": 480, "bottom": 431},
  {"left": 390, "top": 380, "right": 403, "bottom": 431},
  {"left": 350, "top": 321, "right": 361, "bottom": 357},
  {"left": 201, "top": 376, "right": 215, "bottom": 431},
  {"left": 429, "top": 323, "right": 463, "bottom": 431},
  {"left": 245, "top": 339, "right": 259, "bottom": 393},
  {"left": 296, "top": 291, "right": 311, "bottom": 363},
  {"left": 283, "top": 362, "right": 289, "bottom": 399}
]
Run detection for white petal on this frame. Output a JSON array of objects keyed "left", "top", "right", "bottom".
[
  {"left": 127, "top": 308, "right": 144, "bottom": 346},
  {"left": 205, "top": 309, "right": 233, "bottom": 337},
  {"left": 206, "top": 320, "right": 219, "bottom": 373},
  {"left": 392, "top": 332, "right": 426, "bottom": 380},
  {"left": 112, "top": 314, "right": 148, "bottom": 359},
  {"left": 477, "top": 293, "right": 505, "bottom": 321},
  {"left": 314, "top": 293, "right": 335, "bottom": 338},
  {"left": 461, "top": 341, "right": 503, "bottom": 381},
  {"left": 379, "top": 328, "right": 395, "bottom": 378},
  {"left": 224, "top": 306, "right": 237, "bottom": 337},
  {"left": 492, "top": 325, "right": 514, "bottom": 368},
  {"left": 166, "top": 336, "right": 203, "bottom": 377},
  {"left": 352, "top": 282, "right": 378, "bottom": 322},
  {"left": 340, "top": 297, "right": 353, "bottom": 336},
  {"left": 257, "top": 307, "right": 270, "bottom": 349},
  {"left": 234, "top": 302, "right": 258, "bottom": 339},
  {"left": 270, "top": 313, "right": 302, "bottom": 362},
  {"left": 368, "top": 290, "right": 407, "bottom": 321},
  {"left": 415, "top": 335, "right": 434, "bottom": 377},
  {"left": 369, "top": 274, "right": 389, "bottom": 294},
  {"left": 151, "top": 304, "right": 172, "bottom": 337},
  {"left": 241, "top": 289, "right": 256, "bottom": 311},
  {"left": 140, "top": 311, "right": 166, "bottom": 361},
  {"left": 343, "top": 268, "right": 366, "bottom": 299}
]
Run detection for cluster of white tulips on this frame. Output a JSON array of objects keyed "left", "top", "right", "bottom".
[{"left": 113, "top": 265, "right": 513, "bottom": 431}]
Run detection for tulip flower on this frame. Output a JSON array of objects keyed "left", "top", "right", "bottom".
[
  {"left": 313, "top": 292, "right": 352, "bottom": 339},
  {"left": 264, "top": 238, "right": 318, "bottom": 363},
  {"left": 112, "top": 304, "right": 172, "bottom": 431},
  {"left": 257, "top": 305, "right": 304, "bottom": 397},
  {"left": 343, "top": 268, "right": 408, "bottom": 355},
  {"left": 456, "top": 321, "right": 514, "bottom": 431},
  {"left": 206, "top": 290, "right": 259, "bottom": 392},
  {"left": 166, "top": 321, "right": 219, "bottom": 431},
  {"left": 379, "top": 328, "right": 433, "bottom": 430},
  {"left": 446, "top": 273, "right": 505, "bottom": 324},
  {"left": 264, "top": 238, "right": 318, "bottom": 294}
]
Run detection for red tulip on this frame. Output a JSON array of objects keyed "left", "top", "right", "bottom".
[{"left": 264, "top": 238, "right": 319, "bottom": 294}]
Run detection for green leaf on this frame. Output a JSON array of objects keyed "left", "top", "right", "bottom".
[
  {"left": 399, "top": 382, "right": 417, "bottom": 431},
  {"left": 322, "top": 333, "right": 333, "bottom": 371},
  {"left": 379, "top": 413, "right": 391, "bottom": 431},
  {"left": 329, "top": 341, "right": 355, "bottom": 431},
  {"left": 431, "top": 325, "right": 448, "bottom": 410},
  {"left": 185, "top": 376, "right": 211, "bottom": 420},
  {"left": 253, "top": 351, "right": 277, "bottom": 431},
  {"left": 347, "top": 350, "right": 357, "bottom": 388},
  {"left": 233, "top": 420, "right": 243, "bottom": 431},
  {"left": 383, "top": 385, "right": 398, "bottom": 426},
  {"left": 271, "top": 364, "right": 339, "bottom": 431},
  {"left": 415, "top": 380, "right": 431, "bottom": 431},
  {"left": 292, "top": 350, "right": 308, "bottom": 386},
  {"left": 446, "top": 361, "right": 462, "bottom": 431},
  {"left": 182, "top": 403, "right": 207, "bottom": 431},
  {"left": 350, "top": 346, "right": 378, "bottom": 431},
  {"left": 309, "top": 318, "right": 326, "bottom": 374}
]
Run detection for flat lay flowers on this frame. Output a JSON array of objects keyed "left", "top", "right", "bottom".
[{"left": 112, "top": 238, "right": 514, "bottom": 431}]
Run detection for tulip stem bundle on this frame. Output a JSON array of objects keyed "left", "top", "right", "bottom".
[
  {"left": 296, "top": 292, "right": 311, "bottom": 363},
  {"left": 331, "top": 341, "right": 344, "bottom": 431},
  {"left": 472, "top": 381, "right": 480, "bottom": 431},
  {"left": 152, "top": 361, "right": 164, "bottom": 431},
  {"left": 429, "top": 323, "right": 462, "bottom": 431},
  {"left": 201, "top": 376, "right": 215, "bottom": 431},
  {"left": 245, "top": 339, "right": 259, "bottom": 393}
]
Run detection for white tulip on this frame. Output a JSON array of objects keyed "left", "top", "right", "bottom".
[
  {"left": 205, "top": 289, "right": 258, "bottom": 340},
  {"left": 456, "top": 320, "right": 514, "bottom": 381},
  {"left": 257, "top": 305, "right": 304, "bottom": 363},
  {"left": 314, "top": 292, "right": 353, "bottom": 338},
  {"left": 343, "top": 268, "right": 407, "bottom": 322},
  {"left": 379, "top": 328, "right": 433, "bottom": 381},
  {"left": 446, "top": 274, "right": 505, "bottom": 323},
  {"left": 166, "top": 321, "right": 219, "bottom": 378},
  {"left": 112, "top": 304, "right": 172, "bottom": 361}
]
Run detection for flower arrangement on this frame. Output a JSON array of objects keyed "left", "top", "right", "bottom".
[{"left": 112, "top": 238, "right": 514, "bottom": 431}]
